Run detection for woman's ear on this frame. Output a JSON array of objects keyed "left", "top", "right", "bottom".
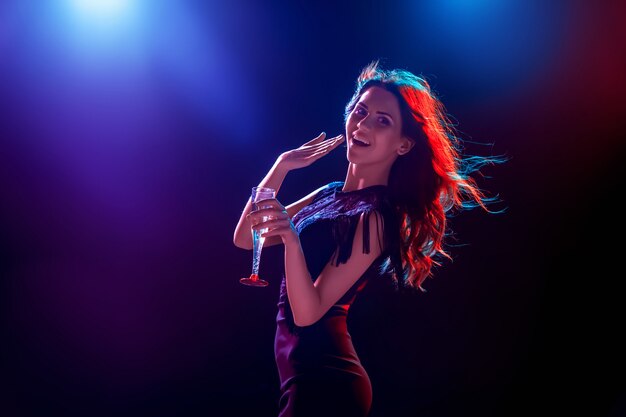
[{"left": 397, "top": 138, "right": 415, "bottom": 156}]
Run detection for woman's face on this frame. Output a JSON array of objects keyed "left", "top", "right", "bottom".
[{"left": 345, "top": 86, "right": 414, "bottom": 166}]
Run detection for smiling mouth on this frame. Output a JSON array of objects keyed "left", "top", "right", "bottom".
[{"left": 351, "top": 136, "right": 371, "bottom": 147}]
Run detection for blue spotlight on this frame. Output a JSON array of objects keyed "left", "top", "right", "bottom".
[{"left": 69, "top": 0, "right": 132, "bottom": 19}]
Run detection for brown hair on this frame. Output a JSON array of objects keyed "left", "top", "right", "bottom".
[{"left": 345, "top": 61, "right": 505, "bottom": 290}]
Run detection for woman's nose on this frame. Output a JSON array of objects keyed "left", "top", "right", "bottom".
[{"left": 356, "top": 115, "right": 372, "bottom": 130}]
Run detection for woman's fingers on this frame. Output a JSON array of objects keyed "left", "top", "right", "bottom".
[
  {"left": 258, "top": 224, "right": 291, "bottom": 238},
  {"left": 276, "top": 133, "right": 344, "bottom": 172},
  {"left": 304, "top": 135, "right": 344, "bottom": 158},
  {"left": 247, "top": 201, "right": 289, "bottom": 225},
  {"left": 246, "top": 199, "right": 298, "bottom": 243},
  {"left": 251, "top": 217, "right": 292, "bottom": 238},
  {"left": 249, "top": 207, "right": 287, "bottom": 219},
  {"left": 316, "top": 133, "right": 343, "bottom": 146},
  {"left": 327, "top": 134, "right": 345, "bottom": 148},
  {"left": 302, "top": 133, "right": 343, "bottom": 149},
  {"left": 302, "top": 132, "right": 326, "bottom": 146},
  {"left": 251, "top": 217, "right": 287, "bottom": 230},
  {"left": 317, "top": 134, "right": 343, "bottom": 148},
  {"left": 299, "top": 134, "right": 344, "bottom": 153}
]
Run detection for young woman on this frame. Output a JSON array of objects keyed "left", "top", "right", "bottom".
[{"left": 233, "top": 61, "right": 502, "bottom": 417}]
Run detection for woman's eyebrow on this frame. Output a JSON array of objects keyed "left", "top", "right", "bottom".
[{"left": 358, "top": 102, "right": 394, "bottom": 120}]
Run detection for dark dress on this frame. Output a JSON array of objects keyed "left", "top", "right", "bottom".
[{"left": 274, "top": 181, "right": 402, "bottom": 417}]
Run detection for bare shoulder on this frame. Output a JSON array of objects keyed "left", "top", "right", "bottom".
[
  {"left": 263, "top": 183, "right": 329, "bottom": 248},
  {"left": 284, "top": 183, "right": 329, "bottom": 218}
]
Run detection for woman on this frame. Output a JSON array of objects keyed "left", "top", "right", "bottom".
[{"left": 233, "top": 61, "right": 502, "bottom": 417}]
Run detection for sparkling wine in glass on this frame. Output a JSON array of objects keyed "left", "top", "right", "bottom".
[{"left": 240, "top": 186, "right": 276, "bottom": 287}]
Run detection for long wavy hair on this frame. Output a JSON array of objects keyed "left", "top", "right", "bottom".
[{"left": 344, "top": 61, "right": 505, "bottom": 291}]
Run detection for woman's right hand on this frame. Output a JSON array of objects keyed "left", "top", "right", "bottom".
[{"left": 276, "top": 132, "right": 345, "bottom": 171}]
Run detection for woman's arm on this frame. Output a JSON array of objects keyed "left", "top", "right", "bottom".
[
  {"left": 280, "top": 211, "right": 385, "bottom": 327},
  {"left": 232, "top": 159, "right": 289, "bottom": 250},
  {"left": 233, "top": 133, "right": 345, "bottom": 250},
  {"left": 234, "top": 181, "right": 328, "bottom": 250},
  {"left": 248, "top": 199, "right": 384, "bottom": 326}
]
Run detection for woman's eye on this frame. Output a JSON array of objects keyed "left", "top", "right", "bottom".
[
  {"left": 354, "top": 107, "right": 366, "bottom": 116},
  {"left": 379, "top": 117, "right": 390, "bottom": 126}
]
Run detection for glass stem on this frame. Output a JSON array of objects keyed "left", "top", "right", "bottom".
[{"left": 251, "top": 228, "right": 266, "bottom": 276}]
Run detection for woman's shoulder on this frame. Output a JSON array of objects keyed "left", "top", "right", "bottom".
[
  {"left": 332, "top": 182, "right": 393, "bottom": 211},
  {"left": 308, "top": 181, "right": 343, "bottom": 203},
  {"left": 316, "top": 181, "right": 391, "bottom": 200},
  {"left": 321, "top": 180, "right": 344, "bottom": 194},
  {"left": 296, "top": 180, "right": 394, "bottom": 221}
]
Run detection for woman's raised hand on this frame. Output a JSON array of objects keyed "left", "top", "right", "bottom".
[{"left": 277, "top": 132, "right": 345, "bottom": 171}]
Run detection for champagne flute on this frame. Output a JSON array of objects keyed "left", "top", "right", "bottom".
[{"left": 240, "top": 186, "right": 276, "bottom": 287}]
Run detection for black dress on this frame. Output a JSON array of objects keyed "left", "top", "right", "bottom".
[{"left": 274, "top": 181, "right": 402, "bottom": 417}]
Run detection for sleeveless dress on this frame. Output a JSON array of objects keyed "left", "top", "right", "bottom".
[{"left": 274, "top": 181, "right": 402, "bottom": 417}]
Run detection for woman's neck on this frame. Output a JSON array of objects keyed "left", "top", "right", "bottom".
[{"left": 342, "top": 163, "right": 391, "bottom": 192}]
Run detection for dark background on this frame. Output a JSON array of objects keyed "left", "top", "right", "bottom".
[{"left": 1, "top": 1, "right": 624, "bottom": 416}]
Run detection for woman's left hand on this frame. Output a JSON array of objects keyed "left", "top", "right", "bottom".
[{"left": 246, "top": 198, "right": 299, "bottom": 246}]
